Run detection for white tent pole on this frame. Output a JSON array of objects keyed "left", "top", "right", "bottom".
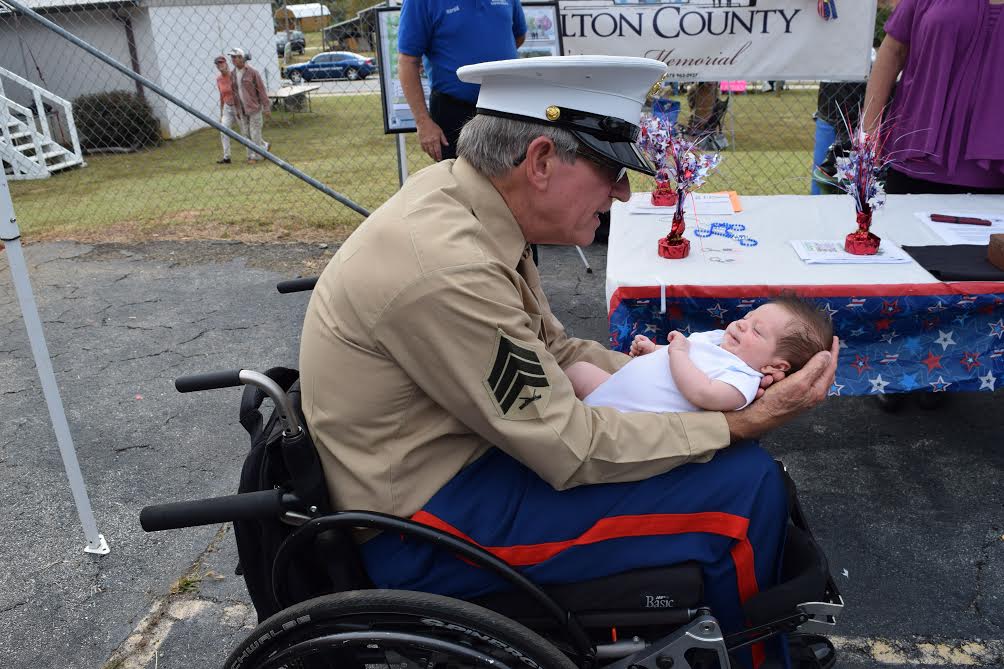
[
  {"left": 396, "top": 134, "right": 409, "bottom": 187},
  {"left": 0, "top": 171, "right": 109, "bottom": 556}
]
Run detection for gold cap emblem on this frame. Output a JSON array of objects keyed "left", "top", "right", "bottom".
[
  {"left": 545, "top": 106, "right": 561, "bottom": 121},
  {"left": 648, "top": 74, "right": 668, "bottom": 101}
]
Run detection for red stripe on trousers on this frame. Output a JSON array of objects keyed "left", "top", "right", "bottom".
[{"left": 411, "top": 509, "right": 766, "bottom": 666}]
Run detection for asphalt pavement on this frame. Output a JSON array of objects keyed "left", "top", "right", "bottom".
[{"left": 0, "top": 240, "right": 1001, "bottom": 668}]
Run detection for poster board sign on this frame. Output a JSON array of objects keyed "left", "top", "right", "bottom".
[
  {"left": 559, "top": 0, "right": 876, "bottom": 81},
  {"left": 520, "top": 2, "right": 563, "bottom": 59},
  {"left": 376, "top": 2, "right": 563, "bottom": 134},
  {"left": 375, "top": 7, "right": 430, "bottom": 134}
]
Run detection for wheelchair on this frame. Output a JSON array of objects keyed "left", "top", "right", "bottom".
[{"left": 140, "top": 278, "right": 844, "bottom": 669}]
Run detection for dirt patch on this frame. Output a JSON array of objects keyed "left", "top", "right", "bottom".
[
  {"left": 27, "top": 218, "right": 355, "bottom": 247},
  {"left": 76, "top": 239, "right": 338, "bottom": 275}
]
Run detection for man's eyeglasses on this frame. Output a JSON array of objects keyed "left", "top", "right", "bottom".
[
  {"left": 512, "top": 147, "right": 628, "bottom": 184},
  {"left": 575, "top": 148, "right": 627, "bottom": 183}
]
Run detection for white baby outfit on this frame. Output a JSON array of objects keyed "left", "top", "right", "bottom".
[{"left": 583, "top": 330, "right": 762, "bottom": 413}]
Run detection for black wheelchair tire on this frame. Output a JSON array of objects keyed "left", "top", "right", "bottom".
[{"left": 223, "top": 589, "right": 580, "bottom": 669}]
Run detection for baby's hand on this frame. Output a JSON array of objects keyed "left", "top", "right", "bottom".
[
  {"left": 667, "top": 330, "right": 690, "bottom": 354},
  {"left": 630, "top": 334, "right": 658, "bottom": 357}
]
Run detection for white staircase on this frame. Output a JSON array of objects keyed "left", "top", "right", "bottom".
[{"left": 1, "top": 66, "right": 84, "bottom": 180}]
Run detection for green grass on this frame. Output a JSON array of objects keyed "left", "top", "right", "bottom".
[{"left": 9, "top": 89, "right": 818, "bottom": 241}]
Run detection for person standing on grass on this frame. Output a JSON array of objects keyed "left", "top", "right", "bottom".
[
  {"left": 214, "top": 55, "right": 240, "bottom": 165},
  {"left": 227, "top": 47, "right": 271, "bottom": 164}
]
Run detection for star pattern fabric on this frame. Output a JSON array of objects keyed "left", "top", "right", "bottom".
[{"left": 609, "top": 292, "right": 1004, "bottom": 396}]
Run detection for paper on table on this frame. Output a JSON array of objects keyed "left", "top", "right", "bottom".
[
  {"left": 790, "top": 239, "right": 914, "bottom": 264},
  {"left": 628, "top": 192, "right": 736, "bottom": 216},
  {"left": 916, "top": 211, "right": 1004, "bottom": 245}
]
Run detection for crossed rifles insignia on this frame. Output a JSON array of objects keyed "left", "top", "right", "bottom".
[{"left": 483, "top": 329, "right": 551, "bottom": 420}]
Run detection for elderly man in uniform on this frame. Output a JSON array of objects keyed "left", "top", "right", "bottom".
[{"left": 300, "top": 56, "right": 838, "bottom": 668}]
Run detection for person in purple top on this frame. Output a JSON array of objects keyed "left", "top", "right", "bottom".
[{"left": 863, "top": 0, "right": 1004, "bottom": 195}]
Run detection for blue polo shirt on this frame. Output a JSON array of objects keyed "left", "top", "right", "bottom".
[{"left": 398, "top": 0, "right": 526, "bottom": 104}]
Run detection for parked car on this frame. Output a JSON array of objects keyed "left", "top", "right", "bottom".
[
  {"left": 275, "top": 30, "right": 305, "bottom": 56},
  {"left": 284, "top": 51, "right": 376, "bottom": 83}
]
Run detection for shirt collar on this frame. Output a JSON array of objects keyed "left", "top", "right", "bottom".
[{"left": 451, "top": 157, "right": 527, "bottom": 269}]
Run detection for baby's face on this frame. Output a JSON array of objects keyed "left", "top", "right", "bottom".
[{"left": 720, "top": 304, "right": 793, "bottom": 372}]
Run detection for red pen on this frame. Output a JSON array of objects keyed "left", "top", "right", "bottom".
[{"left": 930, "top": 213, "right": 992, "bottom": 226}]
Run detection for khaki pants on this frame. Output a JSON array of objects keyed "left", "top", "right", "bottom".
[
  {"left": 220, "top": 103, "right": 239, "bottom": 159},
  {"left": 238, "top": 110, "right": 267, "bottom": 161}
]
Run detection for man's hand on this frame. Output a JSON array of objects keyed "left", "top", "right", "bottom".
[
  {"left": 629, "top": 334, "right": 658, "bottom": 357},
  {"left": 725, "top": 336, "right": 840, "bottom": 441},
  {"left": 417, "top": 117, "right": 449, "bottom": 161},
  {"left": 666, "top": 330, "right": 690, "bottom": 355}
]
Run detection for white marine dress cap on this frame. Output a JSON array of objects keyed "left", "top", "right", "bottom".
[{"left": 457, "top": 55, "right": 668, "bottom": 176}]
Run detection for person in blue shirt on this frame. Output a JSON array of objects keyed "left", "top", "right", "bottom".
[{"left": 398, "top": 0, "right": 526, "bottom": 161}]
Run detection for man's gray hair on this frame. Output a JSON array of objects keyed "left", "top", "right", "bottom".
[{"left": 457, "top": 114, "right": 579, "bottom": 177}]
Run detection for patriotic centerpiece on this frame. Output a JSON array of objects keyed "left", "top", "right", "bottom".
[
  {"left": 833, "top": 126, "right": 891, "bottom": 255},
  {"left": 638, "top": 114, "right": 721, "bottom": 259}
]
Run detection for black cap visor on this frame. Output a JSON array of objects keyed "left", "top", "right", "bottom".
[{"left": 572, "top": 129, "right": 655, "bottom": 177}]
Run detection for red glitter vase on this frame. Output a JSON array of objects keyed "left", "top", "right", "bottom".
[
  {"left": 658, "top": 209, "right": 690, "bottom": 259},
  {"left": 845, "top": 207, "right": 880, "bottom": 255},
  {"left": 651, "top": 183, "right": 678, "bottom": 207}
]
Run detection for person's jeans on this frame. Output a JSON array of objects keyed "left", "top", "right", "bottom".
[{"left": 811, "top": 117, "right": 836, "bottom": 195}]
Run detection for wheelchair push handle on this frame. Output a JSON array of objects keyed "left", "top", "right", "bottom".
[
  {"left": 175, "top": 370, "right": 242, "bottom": 393},
  {"left": 276, "top": 277, "right": 318, "bottom": 294},
  {"left": 174, "top": 369, "right": 302, "bottom": 435},
  {"left": 140, "top": 489, "right": 296, "bottom": 531}
]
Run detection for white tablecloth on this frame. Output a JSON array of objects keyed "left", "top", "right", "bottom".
[{"left": 606, "top": 193, "right": 1004, "bottom": 308}]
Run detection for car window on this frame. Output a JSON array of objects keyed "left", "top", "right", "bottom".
[{"left": 314, "top": 54, "right": 333, "bottom": 63}]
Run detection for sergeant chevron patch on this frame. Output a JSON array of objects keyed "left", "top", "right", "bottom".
[{"left": 483, "top": 329, "right": 551, "bottom": 420}]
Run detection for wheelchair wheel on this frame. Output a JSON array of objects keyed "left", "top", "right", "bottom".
[{"left": 224, "top": 589, "right": 579, "bottom": 669}]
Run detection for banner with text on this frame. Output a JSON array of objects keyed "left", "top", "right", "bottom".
[{"left": 560, "top": 0, "right": 875, "bottom": 81}]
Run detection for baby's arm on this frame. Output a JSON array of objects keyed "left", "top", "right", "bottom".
[
  {"left": 666, "top": 332, "right": 747, "bottom": 411},
  {"left": 565, "top": 361, "right": 613, "bottom": 400}
]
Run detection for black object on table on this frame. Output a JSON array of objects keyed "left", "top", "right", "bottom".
[{"left": 901, "top": 244, "right": 1004, "bottom": 281}]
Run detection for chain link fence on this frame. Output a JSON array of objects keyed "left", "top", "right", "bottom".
[{"left": 1, "top": 0, "right": 882, "bottom": 243}]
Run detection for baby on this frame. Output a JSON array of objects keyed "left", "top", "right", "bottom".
[{"left": 567, "top": 296, "right": 834, "bottom": 413}]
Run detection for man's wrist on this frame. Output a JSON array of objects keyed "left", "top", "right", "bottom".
[{"left": 723, "top": 409, "right": 754, "bottom": 442}]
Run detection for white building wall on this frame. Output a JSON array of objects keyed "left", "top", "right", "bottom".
[
  {"left": 0, "top": 9, "right": 138, "bottom": 108},
  {"left": 147, "top": 1, "right": 280, "bottom": 137}
]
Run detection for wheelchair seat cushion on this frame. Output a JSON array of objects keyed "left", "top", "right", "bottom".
[{"left": 471, "top": 562, "right": 703, "bottom": 619}]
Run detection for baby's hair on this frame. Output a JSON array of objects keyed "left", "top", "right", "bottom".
[{"left": 771, "top": 295, "right": 834, "bottom": 372}]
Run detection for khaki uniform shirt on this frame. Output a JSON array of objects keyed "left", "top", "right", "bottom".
[{"left": 300, "top": 158, "right": 731, "bottom": 519}]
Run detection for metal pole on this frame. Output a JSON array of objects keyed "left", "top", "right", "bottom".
[
  {"left": 396, "top": 134, "right": 408, "bottom": 187},
  {"left": 0, "top": 0, "right": 371, "bottom": 219},
  {"left": 0, "top": 171, "right": 109, "bottom": 556}
]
